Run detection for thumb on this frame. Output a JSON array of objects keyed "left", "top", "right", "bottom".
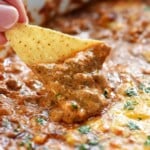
[{"left": 0, "top": 5, "right": 19, "bottom": 32}]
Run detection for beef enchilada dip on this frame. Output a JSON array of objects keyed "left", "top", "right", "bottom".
[{"left": 0, "top": 0, "right": 150, "bottom": 149}]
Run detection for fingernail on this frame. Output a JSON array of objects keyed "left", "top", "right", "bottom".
[{"left": 0, "top": 5, "right": 19, "bottom": 31}]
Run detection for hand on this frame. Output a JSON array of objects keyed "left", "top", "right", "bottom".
[{"left": 0, "top": 0, "right": 28, "bottom": 44}]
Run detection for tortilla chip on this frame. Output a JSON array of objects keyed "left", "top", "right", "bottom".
[{"left": 6, "top": 24, "right": 110, "bottom": 65}]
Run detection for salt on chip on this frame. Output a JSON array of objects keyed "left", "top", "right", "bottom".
[{"left": 6, "top": 24, "right": 110, "bottom": 65}]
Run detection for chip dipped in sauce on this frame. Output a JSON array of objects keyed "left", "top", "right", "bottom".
[
  {"left": 0, "top": 0, "right": 149, "bottom": 149},
  {"left": 6, "top": 23, "right": 110, "bottom": 123}
]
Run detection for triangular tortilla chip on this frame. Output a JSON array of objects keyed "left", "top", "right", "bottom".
[{"left": 6, "top": 24, "right": 110, "bottom": 65}]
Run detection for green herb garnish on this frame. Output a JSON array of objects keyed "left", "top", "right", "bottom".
[
  {"left": 144, "top": 87, "right": 150, "bottom": 93},
  {"left": 19, "top": 135, "right": 33, "bottom": 150},
  {"left": 138, "top": 83, "right": 145, "bottom": 90},
  {"left": 36, "top": 117, "right": 46, "bottom": 125},
  {"left": 78, "top": 144, "right": 89, "bottom": 150},
  {"left": 88, "top": 139, "right": 99, "bottom": 145},
  {"left": 77, "top": 143, "right": 103, "bottom": 150},
  {"left": 71, "top": 102, "right": 78, "bottom": 109},
  {"left": 2, "top": 118, "right": 11, "bottom": 129},
  {"left": 78, "top": 126, "right": 91, "bottom": 134},
  {"left": 127, "top": 121, "right": 140, "bottom": 130},
  {"left": 125, "top": 88, "right": 138, "bottom": 97},
  {"left": 144, "top": 136, "right": 150, "bottom": 146},
  {"left": 103, "top": 89, "right": 109, "bottom": 98},
  {"left": 124, "top": 100, "right": 138, "bottom": 110},
  {"left": 138, "top": 83, "right": 150, "bottom": 93},
  {"left": 14, "top": 126, "right": 21, "bottom": 133}
]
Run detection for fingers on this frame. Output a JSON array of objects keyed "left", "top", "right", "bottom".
[
  {"left": 0, "top": 4, "right": 19, "bottom": 44},
  {"left": 0, "top": 32, "right": 7, "bottom": 45},
  {"left": 0, "top": 5, "right": 19, "bottom": 32},
  {"left": 0, "top": 0, "right": 7, "bottom": 5},
  {"left": 5, "top": 0, "right": 28, "bottom": 23},
  {"left": 0, "top": 0, "right": 28, "bottom": 45}
]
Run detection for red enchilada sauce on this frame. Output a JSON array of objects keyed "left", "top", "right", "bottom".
[{"left": 0, "top": 0, "right": 150, "bottom": 149}]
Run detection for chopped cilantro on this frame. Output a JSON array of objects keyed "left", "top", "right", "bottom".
[
  {"left": 124, "top": 100, "right": 138, "bottom": 110},
  {"left": 144, "top": 136, "right": 150, "bottom": 146},
  {"left": 88, "top": 139, "right": 99, "bottom": 145},
  {"left": 19, "top": 135, "right": 33, "bottom": 150},
  {"left": 14, "top": 126, "right": 20, "bottom": 133},
  {"left": 78, "top": 126, "right": 91, "bottom": 134},
  {"left": 138, "top": 83, "right": 150, "bottom": 93},
  {"left": 127, "top": 121, "right": 140, "bottom": 130},
  {"left": 77, "top": 143, "right": 103, "bottom": 150},
  {"left": 125, "top": 88, "right": 137, "bottom": 97},
  {"left": 78, "top": 144, "right": 89, "bottom": 150},
  {"left": 71, "top": 101, "right": 78, "bottom": 109},
  {"left": 144, "top": 87, "right": 150, "bottom": 93},
  {"left": 103, "top": 89, "right": 109, "bottom": 98},
  {"left": 19, "top": 141, "right": 32, "bottom": 150},
  {"left": 2, "top": 118, "right": 11, "bottom": 129},
  {"left": 36, "top": 117, "right": 46, "bottom": 125},
  {"left": 138, "top": 83, "right": 145, "bottom": 90}
]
